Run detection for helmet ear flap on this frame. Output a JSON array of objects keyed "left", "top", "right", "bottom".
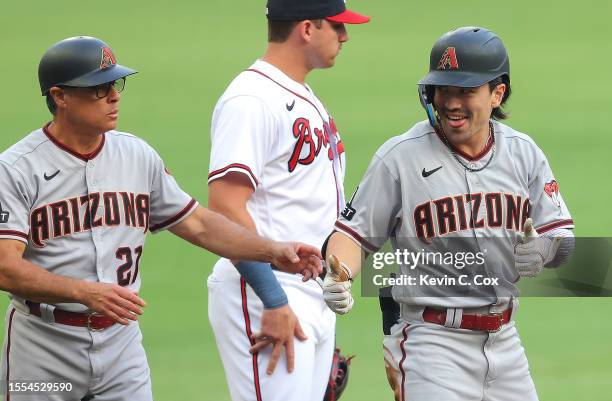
[{"left": 418, "top": 84, "right": 439, "bottom": 128}]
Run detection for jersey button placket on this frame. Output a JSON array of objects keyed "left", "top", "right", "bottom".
[
  {"left": 467, "top": 170, "right": 480, "bottom": 187},
  {"left": 465, "top": 173, "right": 480, "bottom": 237},
  {"left": 86, "top": 160, "right": 103, "bottom": 281}
]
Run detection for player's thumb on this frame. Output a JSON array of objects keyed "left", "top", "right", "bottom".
[
  {"left": 326, "top": 254, "right": 340, "bottom": 277},
  {"left": 522, "top": 218, "right": 538, "bottom": 242},
  {"left": 293, "top": 319, "right": 308, "bottom": 341}
]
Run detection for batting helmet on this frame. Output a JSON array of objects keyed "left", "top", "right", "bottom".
[
  {"left": 38, "top": 36, "right": 137, "bottom": 95},
  {"left": 419, "top": 27, "right": 509, "bottom": 88}
]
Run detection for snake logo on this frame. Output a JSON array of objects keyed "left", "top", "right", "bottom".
[
  {"left": 437, "top": 47, "right": 459, "bottom": 70},
  {"left": 100, "top": 47, "right": 117, "bottom": 69},
  {"left": 544, "top": 180, "right": 561, "bottom": 208}
]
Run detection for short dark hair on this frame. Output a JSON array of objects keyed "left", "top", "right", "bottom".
[
  {"left": 488, "top": 75, "right": 511, "bottom": 120},
  {"left": 267, "top": 19, "right": 323, "bottom": 43},
  {"left": 46, "top": 94, "right": 57, "bottom": 115}
]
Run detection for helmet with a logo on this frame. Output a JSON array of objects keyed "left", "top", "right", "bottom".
[
  {"left": 419, "top": 27, "right": 509, "bottom": 88},
  {"left": 38, "top": 36, "right": 137, "bottom": 95}
]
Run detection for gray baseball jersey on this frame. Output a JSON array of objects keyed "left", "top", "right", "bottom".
[
  {"left": 0, "top": 124, "right": 198, "bottom": 311},
  {"left": 335, "top": 120, "right": 573, "bottom": 308}
]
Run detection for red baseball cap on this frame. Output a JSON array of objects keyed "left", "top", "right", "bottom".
[
  {"left": 267, "top": 0, "right": 370, "bottom": 24},
  {"left": 326, "top": 8, "right": 370, "bottom": 24}
]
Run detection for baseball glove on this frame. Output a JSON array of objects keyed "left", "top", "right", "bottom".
[{"left": 323, "top": 347, "right": 354, "bottom": 401}]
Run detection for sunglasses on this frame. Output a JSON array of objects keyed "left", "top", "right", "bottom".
[
  {"left": 90, "top": 77, "right": 127, "bottom": 99},
  {"left": 59, "top": 77, "right": 127, "bottom": 99}
]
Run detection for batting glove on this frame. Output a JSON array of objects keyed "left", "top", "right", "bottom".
[
  {"left": 318, "top": 255, "right": 354, "bottom": 315},
  {"left": 515, "top": 218, "right": 558, "bottom": 277}
]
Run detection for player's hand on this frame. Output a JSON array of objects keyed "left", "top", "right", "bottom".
[
  {"left": 515, "top": 218, "right": 555, "bottom": 277},
  {"left": 249, "top": 304, "right": 307, "bottom": 375},
  {"left": 317, "top": 254, "right": 354, "bottom": 315},
  {"left": 384, "top": 357, "right": 401, "bottom": 401},
  {"left": 268, "top": 241, "right": 323, "bottom": 281},
  {"left": 77, "top": 281, "right": 146, "bottom": 325}
]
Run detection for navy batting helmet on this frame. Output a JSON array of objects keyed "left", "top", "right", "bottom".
[
  {"left": 419, "top": 27, "right": 509, "bottom": 88},
  {"left": 38, "top": 36, "right": 137, "bottom": 95}
]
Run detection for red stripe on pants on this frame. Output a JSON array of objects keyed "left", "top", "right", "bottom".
[
  {"left": 241, "top": 277, "right": 263, "bottom": 401},
  {"left": 398, "top": 324, "right": 410, "bottom": 401},
  {"left": 5, "top": 308, "right": 16, "bottom": 401}
]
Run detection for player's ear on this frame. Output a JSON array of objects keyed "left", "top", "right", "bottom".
[
  {"left": 491, "top": 83, "right": 506, "bottom": 108},
  {"left": 49, "top": 87, "right": 68, "bottom": 110},
  {"left": 299, "top": 19, "right": 319, "bottom": 43}
]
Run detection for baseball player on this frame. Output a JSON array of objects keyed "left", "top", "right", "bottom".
[
  {"left": 206, "top": 1, "right": 369, "bottom": 400},
  {"left": 322, "top": 27, "right": 575, "bottom": 401},
  {"left": 0, "top": 36, "right": 322, "bottom": 401}
]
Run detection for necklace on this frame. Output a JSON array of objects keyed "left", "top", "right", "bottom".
[{"left": 440, "top": 122, "right": 496, "bottom": 173}]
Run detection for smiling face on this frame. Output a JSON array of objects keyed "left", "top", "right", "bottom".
[
  {"left": 433, "top": 83, "right": 506, "bottom": 147},
  {"left": 306, "top": 19, "right": 349, "bottom": 69}
]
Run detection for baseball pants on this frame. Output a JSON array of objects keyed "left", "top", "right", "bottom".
[
  {"left": 383, "top": 320, "right": 539, "bottom": 401},
  {"left": 1, "top": 304, "right": 152, "bottom": 401},
  {"left": 208, "top": 259, "right": 336, "bottom": 401}
]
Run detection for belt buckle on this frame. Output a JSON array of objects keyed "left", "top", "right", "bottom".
[
  {"left": 87, "top": 312, "right": 106, "bottom": 332},
  {"left": 486, "top": 312, "right": 504, "bottom": 333}
]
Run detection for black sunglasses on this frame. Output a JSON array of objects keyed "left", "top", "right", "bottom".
[{"left": 91, "top": 77, "right": 127, "bottom": 99}]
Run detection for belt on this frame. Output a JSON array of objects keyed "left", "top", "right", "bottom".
[
  {"left": 422, "top": 306, "right": 512, "bottom": 332},
  {"left": 26, "top": 301, "right": 115, "bottom": 331}
]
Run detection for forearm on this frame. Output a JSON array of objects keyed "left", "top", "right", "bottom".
[
  {"left": 171, "top": 206, "right": 275, "bottom": 262},
  {"left": 208, "top": 185, "right": 288, "bottom": 308},
  {"left": 0, "top": 253, "right": 85, "bottom": 304},
  {"left": 326, "top": 231, "right": 365, "bottom": 277},
  {"left": 193, "top": 211, "right": 275, "bottom": 260}
]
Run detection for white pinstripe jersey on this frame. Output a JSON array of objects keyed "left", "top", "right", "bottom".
[
  {"left": 335, "top": 120, "right": 573, "bottom": 307},
  {"left": 209, "top": 60, "right": 346, "bottom": 248},
  {"left": 0, "top": 125, "right": 197, "bottom": 311}
]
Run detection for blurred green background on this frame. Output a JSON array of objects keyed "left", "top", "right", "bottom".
[{"left": 1, "top": 0, "right": 611, "bottom": 400}]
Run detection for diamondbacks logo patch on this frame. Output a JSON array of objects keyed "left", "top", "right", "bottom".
[
  {"left": 0, "top": 202, "right": 10, "bottom": 224},
  {"left": 544, "top": 180, "right": 561, "bottom": 207},
  {"left": 100, "top": 47, "right": 117, "bottom": 69},
  {"left": 437, "top": 47, "right": 459, "bottom": 70}
]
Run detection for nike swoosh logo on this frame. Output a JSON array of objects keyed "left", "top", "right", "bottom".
[
  {"left": 44, "top": 170, "right": 60, "bottom": 181},
  {"left": 422, "top": 166, "right": 443, "bottom": 178},
  {"left": 286, "top": 100, "right": 295, "bottom": 111}
]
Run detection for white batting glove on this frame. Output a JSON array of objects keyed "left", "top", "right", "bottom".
[
  {"left": 515, "top": 218, "right": 558, "bottom": 277},
  {"left": 317, "top": 255, "right": 354, "bottom": 315}
]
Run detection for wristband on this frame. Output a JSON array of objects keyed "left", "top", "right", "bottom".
[{"left": 235, "top": 261, "right": 288, "bottom": 309}]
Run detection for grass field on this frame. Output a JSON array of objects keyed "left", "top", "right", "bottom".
[{"left": 1, "top": 0, "right": 611, "bottom": 400}]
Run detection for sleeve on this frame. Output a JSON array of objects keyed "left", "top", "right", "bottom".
[
  {"left": 208, "top": 95, "right": 275, "bottom": 189},
  {"left": 0, "top": 161, "right": 31, "bottom": 244},
  {"left": 334, "top": 155, "right": 402, "bottom": 253},
  {"left": 528, "top": 148, "right": 573, "bottom": 234},
  {"left": 148, "top": 152, "right": 199, "bottom": 233}
]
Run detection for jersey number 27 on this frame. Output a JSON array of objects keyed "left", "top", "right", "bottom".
[{"left": 115, "top": 246, "right": 143, "bottom": 286}]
